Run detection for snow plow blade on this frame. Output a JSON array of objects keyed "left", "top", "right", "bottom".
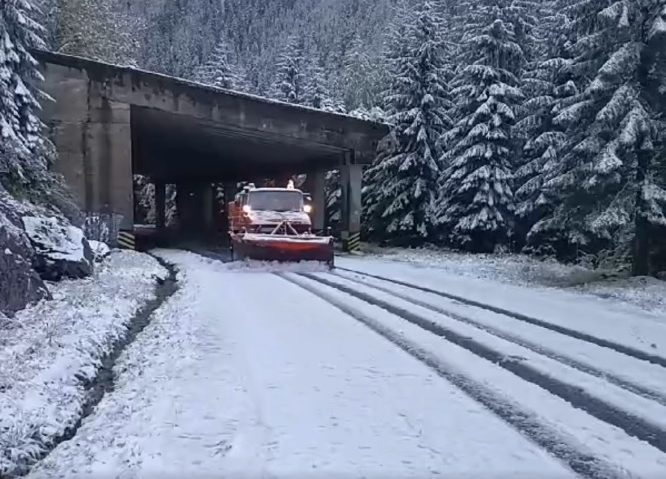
[{"left": 232, "top": 234, "right": 335, "bottom": 267}]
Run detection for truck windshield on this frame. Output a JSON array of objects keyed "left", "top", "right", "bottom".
[{"left": 248, "top": 190, "right": 303, "bottom": 212}]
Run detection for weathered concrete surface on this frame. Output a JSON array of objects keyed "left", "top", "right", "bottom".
[
  {"left": 302, "top": 171, "right": 326, "bottom": 233},
  {"left": 154, "top": 182, "right": 166, "bottom": 232},
  {"left": 340, "top": 163, "right": 364, "bottom": 238},
  {"left": 35, "top": 50, "right": 388, "bottom": 240},
  {"left": 40, "top": 61, "right": 133, "bottom": 230}
]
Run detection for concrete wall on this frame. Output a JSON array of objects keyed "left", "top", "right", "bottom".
[{"left": 41, "top": 62, "right": 134, "bottom": 230}]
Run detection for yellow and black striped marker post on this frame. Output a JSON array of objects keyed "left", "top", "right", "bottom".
[
  {"left": 117, "top": 230, "right": 136, "bottom": 250},
  {"left": 344, "top": 231, "right": 361, "bottom": 253}
]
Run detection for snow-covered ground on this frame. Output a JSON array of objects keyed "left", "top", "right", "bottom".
[
  {"left": 336, "top": 256, "right": 666, "bottom": 355},
  {"left": 22, "top": 249, "right": 666, "bottom": 479},
  {"left": 357, "top": 246, "right": 666, "bottom": 313},
  {"left": 9, "top": 250, "right": 666, "bottom": 479},
  {"left": 288, "top": 272, "right": 666, "bottom": 477},
  {"left": 0, "top": 251, "right": 167, "bottom": 477},
  {"left": 25, "top": 250, "right": 573, "bottom": 479}
]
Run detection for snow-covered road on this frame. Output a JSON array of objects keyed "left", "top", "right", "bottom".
[{"left": 27, "top": 251, "right": 666, "bottom": 479}]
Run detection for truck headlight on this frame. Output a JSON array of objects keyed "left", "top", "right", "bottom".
[{"left": 303, "top": 204, "right": 312, "bottom": 214}]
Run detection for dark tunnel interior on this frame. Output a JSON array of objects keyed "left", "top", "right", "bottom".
[{"left": 131, "top": 106, "right": 348, "bottom": 184}]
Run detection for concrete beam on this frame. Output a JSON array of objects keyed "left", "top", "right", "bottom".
[
  {"left": 202, "top": 183, "right": 214, "bottom": 233},
  {"left": 35, "top": 50, "right": 388, "bottom": 163}
]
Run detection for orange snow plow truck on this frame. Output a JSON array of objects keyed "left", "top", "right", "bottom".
[{"left": 228, "top": 181, "right": 335, "bottom": 267}]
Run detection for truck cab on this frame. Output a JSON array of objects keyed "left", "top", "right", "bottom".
[{"left": 228, "top": 183, "right": 313, "bottom": 235}]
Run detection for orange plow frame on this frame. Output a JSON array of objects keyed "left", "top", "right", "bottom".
[{"left": 230, "top": 221, "right": 334, "bottom": 267}]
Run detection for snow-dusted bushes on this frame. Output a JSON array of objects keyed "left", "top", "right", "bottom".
[{"left": 0, "top": 251, "right": 168, "bottom": 477}]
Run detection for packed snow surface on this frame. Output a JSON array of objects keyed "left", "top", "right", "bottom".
[
  {"left": 336, "top": 256, "right": 666, "bottom": 355},
  {"left": 0, "top": 251, "right": 167, "bottom": 476},
  {"left": 293, "top": 273, "right": 666, "bottom": 477},
  {"left": 28, "top": 250, "right": 574, "bottom": 479}
]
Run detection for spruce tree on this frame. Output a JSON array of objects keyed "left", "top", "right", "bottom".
[
  {"left": 194, "top": 37, "right": 241, "bottom": 90},
  {"left": 437, "top": 0, "right": 525, "bottom": 253},
  {"left": 533, "top": 0, "right": 666, "bottom": 273},
  {"left": 270, "top": 35, "right": 305, "bottom": 104},
  {"left": 514, "top": 3, "right": 575, "bottom": 250},
  {"left": 52, "top": 0, "right": 139, "bottom": 65},
  {"left": 342, "top": 35, "right": 383, "bottom": 111},
  {"left": 364, "top": 1, "right": 451, "bottom": 244},
  {"left": 303, "top": 57, "right": 337, "bottom": 111},
  {"left": 0, "top": 0, "right": 49, "bottom": 188}
]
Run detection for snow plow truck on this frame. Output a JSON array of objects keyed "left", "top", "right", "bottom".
[{"left": 228, "top": 181, "right": 335, "bottom": 267}]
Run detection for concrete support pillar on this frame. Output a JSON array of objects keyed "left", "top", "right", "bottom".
[
  {"left": 176, "top": 182, "right": 214, "bottom": 236},
  {"left": 41, "top": 65, "right": 134, "bottom": 245},
  {"left": 155, "top": 181, "right": 166, "bottom": 232},
  {"left": 175, "top": 182, "right": 190, "bottom": 235},
  {"left": 218, "top": 182, "right": 236, "bottom": 244},
  {"left": 311, "top": 170, "right": 326, "bottom": 234},
  {"left": 202, "top": 183, "right": 214, "bottom": 233},
  {"left": 340, "top": 159, "right": 363, "bottom": 252}
]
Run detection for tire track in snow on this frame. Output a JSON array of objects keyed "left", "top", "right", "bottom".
[
  {"left": 279, "top": 273, "right": 624, "bottom": 479},
  {"left": 303, "top": 273, "right": 666, "bottom": 455},
  {"left": 337, "top": 267, "right": 666, "bottom": 368},
  {"left": 332, "top": 270, "right": 666, "bottom": 407}
]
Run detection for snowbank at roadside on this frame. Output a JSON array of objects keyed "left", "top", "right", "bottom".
[
  {"left": 356, "top": 246, "right": 666, "bottom": 314},
  {"left": 358, "top": 246, "right": 603, "bottom": 286},
  {"left": 0, "top": 250, "right": 168, "bottom": 477}
]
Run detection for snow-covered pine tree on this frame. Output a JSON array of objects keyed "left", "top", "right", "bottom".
[
  {"left": 49, "top": 0, "right": 140, "bottom": 65},
  {"left": 0, "top": 0, "right": 50, "bottom": 189},
  {"left": 303, "top": 56, "right": 336, "bottom": 111},
  {"left": 194, "top": 37, "right": 241, "bottom": 90},
  {"left": 341, "top": 34, "right": 383, "bottom": 111},
  {"left": 133, "top": 175, "right": 154, "bottom": 223},
  {"left": 132, "top": 0, "right": 223, "bottom": 78},
  {"left": 363, "top": 0, "right": 412, "bottom": 240},
  {"left": 533, "top": 0, "right": 666, "bottom": 273},
  {"left": 363, "top": 1, "right": 452, "bottom": 244},
  {"left": 513, "top": 2, "right": 576, "bottom": 250},
  {"left": 269, "top": 35, "right": 305, "bottom": 104},
  {"left": 233, "top": 62, "right": 253, "bottom": 93},
  {"left": 436, "top": 0, "right": 525, "bottom": 253}
]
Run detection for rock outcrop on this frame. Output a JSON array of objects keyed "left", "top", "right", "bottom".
[
  {"left": 0, "top": 199, "right": 51, "bottom": 315},
  {"left": 22, "top": 216, "right": 94, "bottom": 281},
  {"left": 88, "top": 240, "right": 111, "bottom": 262}
]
